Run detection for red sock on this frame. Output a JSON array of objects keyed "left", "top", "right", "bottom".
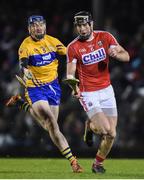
[{"left": 95, "top": 155, "right": 105, "bottom": 166}]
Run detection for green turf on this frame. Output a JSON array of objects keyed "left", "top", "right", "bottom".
[{"left": 0, "top": 158, "right": 144, "bottom": 179}]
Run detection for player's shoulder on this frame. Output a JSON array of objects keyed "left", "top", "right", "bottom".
[
  {"left": 45, "top": 34, "right": 60, "bottom": 42},
  {"left": 94, "top": 30, "right": 113, "bottom": 36},
  {"left": 23, "top": 36, "right": 32, "bottom": 42},
  {"left": 94, "top": 30, "right": 115, "bottom": 39},
  {"left": 67, "top": 36, "right": 79, "bottom": 49},
  {"left": 19, "top": 36, "right": 31, "bottom": 48},
  {"left": 45, "top": 34, "right": 65, "bottom": 46}
]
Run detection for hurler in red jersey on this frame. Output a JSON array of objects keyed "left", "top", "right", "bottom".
[
  {"left": 67, "top": 30, "right": 118, "bottom": 92},
  {"left": 66, "top": 11, "right": 130, "bottom": 173}
]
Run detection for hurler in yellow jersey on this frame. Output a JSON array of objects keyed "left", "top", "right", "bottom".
[
  {"left": 19, "top": 34, "right": 66, "bottom": 87},
  {"left": 6, "top": 15, "right": 83, "bottom": 173}
]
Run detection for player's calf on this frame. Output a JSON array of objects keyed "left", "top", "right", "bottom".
[{"left": 83, "top": 120, "right": 93, "bottom": 147}]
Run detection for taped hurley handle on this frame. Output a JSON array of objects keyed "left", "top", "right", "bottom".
[
  {"left": 15, "top": 75, "right": 27, "bottom": 88},
  {"left": 63, "top": 78, "right": 79, "bottom": 94}
]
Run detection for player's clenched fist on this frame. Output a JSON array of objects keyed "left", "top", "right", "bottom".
[{"left": 108, "top": 46, "right": 121, "bottom": 58}]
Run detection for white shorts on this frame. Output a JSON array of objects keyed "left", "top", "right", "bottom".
[{"left": 79, "top": 85, "right": 117, "bottom": 118}]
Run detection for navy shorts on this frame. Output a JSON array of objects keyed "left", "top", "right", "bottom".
[{"left": 26, "top": 79, "right": 61, "bottom": 105}]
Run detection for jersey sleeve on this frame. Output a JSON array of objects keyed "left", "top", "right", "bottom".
[
  {"left": 105, "top": 32, "right": 119, "bottom": 47},
  {"left": 18, "top": 42, "right": 29, "bottom": 60},
  {"left": 53, "top": 38, "right": 66, "bottom": 55},
  {"left": 67, "top": 44, "right": 77, "bottom": 63}
]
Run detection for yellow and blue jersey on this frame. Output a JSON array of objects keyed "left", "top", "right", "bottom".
[{"left": 18, "top": 34, "right": 66, "bottom": 87}]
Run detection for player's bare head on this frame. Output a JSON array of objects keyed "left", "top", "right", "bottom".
[
  {"left": 74, "top": 11, "right": 93, "bottom": 40},
  {"left": 28, "top": 15, "right": 46, "bottom": 41}
]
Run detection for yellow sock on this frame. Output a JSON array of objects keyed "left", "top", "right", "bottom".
[
  {"left": 21, "top": 102, "right": 30, "bottom": 112},
  {"left": 61, "top": 147, "right": 75, "bottom": 163}
]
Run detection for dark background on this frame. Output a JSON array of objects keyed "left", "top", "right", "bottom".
[{"left": 0, "top": 0, "right": 144, "bottom": 158}]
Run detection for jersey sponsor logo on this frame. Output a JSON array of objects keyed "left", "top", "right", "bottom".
[
  {"left": 35, "top": 53, "right": 52, "bottom": 66},
  {"left": 82, "top": 47, "right": 106, "bottom": 65},
  {"left": 29, "top": 52, "right": 57, "bottom": 66},
  {"left": 42, "top": 53, "right": 52, "bottom": 60}
]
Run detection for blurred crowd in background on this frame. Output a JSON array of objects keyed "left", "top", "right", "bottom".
[{"left": 0, "top": 0, "right": 144, "bottom": 157}]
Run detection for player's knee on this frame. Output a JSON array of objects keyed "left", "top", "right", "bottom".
[
  {"left": 103, "top": 125, "right": 111, "bottom": 134},
  {"left": 108, "top": 130, "right": 116, "bottom": 139},
  {"left": 101, "top": 131, "right": 116, "bottom": 141}
]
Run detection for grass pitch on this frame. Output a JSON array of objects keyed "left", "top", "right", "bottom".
[{"left": 0, "top": 158, "right": 143, "bottom": 179}]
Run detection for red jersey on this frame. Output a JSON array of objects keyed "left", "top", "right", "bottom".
[{"left": 67, "top": 31, "right": 118, "bottom": 92}]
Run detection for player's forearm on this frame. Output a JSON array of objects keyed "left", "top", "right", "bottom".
[
  {"left": 66, "top": 62, "right": 77, "bottom": 79},
  {"left": 116, "top": 50, "right": 130, "bottom": 62},
  {"left": 19, "top": 58, "right": 29, "bottom": 73},
  {"left": 19, "top": 58, "right": 33, "bottom": 79}
]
